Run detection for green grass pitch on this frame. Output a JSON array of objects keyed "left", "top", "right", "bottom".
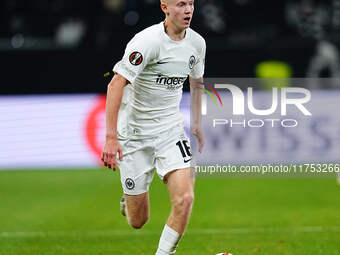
[{"left": 1, "top": 169, "right": 340, "bottom": 255}]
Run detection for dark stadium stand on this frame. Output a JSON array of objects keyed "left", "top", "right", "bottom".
[{"left": 0, "top": 0, "right": 339, "bottom": 94}]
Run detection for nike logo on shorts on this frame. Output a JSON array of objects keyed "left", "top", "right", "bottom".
[{"left": 184, "top": 158, "right": 192, "bottom": 163}]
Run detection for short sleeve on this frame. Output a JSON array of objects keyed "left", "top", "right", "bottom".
[
  {"left": 113, "top": 36, "right": 157, "bottom": 83},
  {"left": 190, "top": 39, "right": 206, "bottom": 79}
]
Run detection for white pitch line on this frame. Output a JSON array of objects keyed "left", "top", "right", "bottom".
[{"left": 1, "top": 226, "right": 340, "bottom": 238}]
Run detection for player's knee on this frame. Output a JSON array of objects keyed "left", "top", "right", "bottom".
[
  {"left": 128, "top": 215, "right": 149, "bottom": 229},
  {"left": 173, "top": 192, "right": 194, "bottom": 212},
  {"left": 130, "top": 221, "right": 145, "bottom": 229},
  {"left": 183, "top": 193, "right": 194, "bottom": 208}
]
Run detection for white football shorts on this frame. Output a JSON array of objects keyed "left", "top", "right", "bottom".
[{"left": 118, "top": 125, "right": 194, "bottom": 195}]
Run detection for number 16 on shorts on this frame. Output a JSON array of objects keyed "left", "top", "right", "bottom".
[{"left": 176, "top": 140, "right": 192, "bottom": 163}]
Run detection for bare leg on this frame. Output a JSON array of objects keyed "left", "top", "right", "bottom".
[
  {"left": 155, "top": 168, "right": 195, "bottom": 255},
  {"left": 124, "top": 192, "right": 150, "bottom": 229},
  {"left": 165, "top": 168, "right": 195, "bottom": 234}
]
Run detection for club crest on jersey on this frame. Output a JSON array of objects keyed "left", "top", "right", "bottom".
[
  {"left": 129, "top": 52, "right": 143, "bottom": 66},
  {"left": 189, "top": 55, "right": 195, "bottom": 69}
]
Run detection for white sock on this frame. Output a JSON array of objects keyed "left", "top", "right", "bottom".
[{"left": 155, "top": 224, "right": 182, "bottom": 255}]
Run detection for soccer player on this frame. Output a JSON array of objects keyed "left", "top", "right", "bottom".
[{"left": 101, "top": 0, "right": 206, "bottom": 254}]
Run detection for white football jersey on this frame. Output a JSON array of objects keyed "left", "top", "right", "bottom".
[{"left": 113, "top": 22, "right": 206, "bottom": 139}]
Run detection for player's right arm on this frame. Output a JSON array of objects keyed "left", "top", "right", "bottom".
[
  {"left": 101, "top": 74, "right": 129, "bottom": 170},
  {"left": 102, "top": 31, "right": 157, "bottom": 170}
]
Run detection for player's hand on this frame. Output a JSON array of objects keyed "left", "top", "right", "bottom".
[
  {"left": 101, "top": 137, "right": 123, "bottom": 171},
  {"left": 191, "top": 125, "right": 205, "bottom": 153}
]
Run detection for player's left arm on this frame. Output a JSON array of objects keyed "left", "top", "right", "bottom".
[
  {"left": 189, "top": 37, "right": 206, "bottom": 153},
  {"left": 189, "top": 76, "right": 205, "bottom": 153}
]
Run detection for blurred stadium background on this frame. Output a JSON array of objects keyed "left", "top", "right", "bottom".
[
  {"left": 2, "top": 0, "right": 340, "bottom": 95},
  {"left": 1, "top": 0, "right": 340, "bottom": 254}
]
